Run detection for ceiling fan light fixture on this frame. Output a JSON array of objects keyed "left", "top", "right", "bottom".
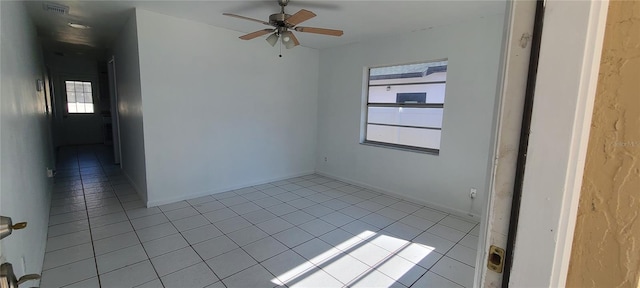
[
  {"left": 68, "top": 23, "right": 91, "bottom": 29},
  {"left": 281, "top": 31, "right": 295, "bottom": 49},
  {"left": 223, "top": 0, "right": 344, "bottom": 52},
  {"left": 281, "top": 31, "right": 291, "bottom": 42},
  {"left": 284, "top": 41, "right": 296, "bottom": 49},
  {"left": 266, "top": 33, "right": 279, "bottom": 46}
]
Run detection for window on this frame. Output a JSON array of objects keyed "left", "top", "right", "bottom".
[
  {"left": 363, "top": 60, "right": 447, "bottom": 153},
  {"left": 65, "top": 80, "right": 94, "bottom": 113}
]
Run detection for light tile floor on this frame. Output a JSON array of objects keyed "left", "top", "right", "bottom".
[{"left": 41, "top": 146, "right": 479, "bottom": 288}]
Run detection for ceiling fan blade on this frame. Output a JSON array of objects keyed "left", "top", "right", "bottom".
[
  {"left": 285, "top": 9, "right": 316, "bottom": 26},
  {"left": 222, "top": 13, "right": 270, "bottom": 26},
  {"left": 294, "top": 26, "right": 344, "bottom": 36},
  {"left": 289, "top": 32, "right": 301, "bottom": 47},
  {"left": 239, "top": 29, "right": 275, "bottom": 40}
]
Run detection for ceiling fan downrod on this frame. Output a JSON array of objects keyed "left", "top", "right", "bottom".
[{"left": 278, "top": 0, "right": 290, "bottom": 9}]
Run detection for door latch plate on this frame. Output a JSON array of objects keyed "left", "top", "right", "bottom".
[{"left": 487, "top": 245, "right": 505, "bottom": 273}]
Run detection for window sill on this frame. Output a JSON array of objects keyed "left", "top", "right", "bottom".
[{"left": 360, "top": 141, "right": 440, "bottom": 156}]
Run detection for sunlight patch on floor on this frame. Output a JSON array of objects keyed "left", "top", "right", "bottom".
[{"left": 271, "top": 230, "right": 436, "bottom": 287}]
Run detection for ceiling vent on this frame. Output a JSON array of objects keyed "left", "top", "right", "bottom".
[{"left": 42, "top": 3, "right": 69, "bottom": 15}]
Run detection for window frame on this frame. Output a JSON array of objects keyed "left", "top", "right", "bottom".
[
  {"left": 64, "top": 80, "right": 95, "bottom": 115},
  {"left": 361, "top": 60, "right": 448, "bottom": 155}
]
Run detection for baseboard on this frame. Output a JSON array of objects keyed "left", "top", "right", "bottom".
[
  {"left": 146, "top": 170, "right": 316, "bottom": 207},
  {"left": 315, "top": 170, "right": 481, "bottom": 221},
  {"left": 122, "top": 171, "right": 148, "bottom": 204},
  {"left": 139, "top": 168, "right": 480, "bottom": 221}
]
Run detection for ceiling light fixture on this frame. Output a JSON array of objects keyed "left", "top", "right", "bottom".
[
  {"left": 223, "top": 0, "right": 343, "bottom": 53},
  {"left": 266, "top": 33, "right": 279, "bottom": 46},
  {"left": 281, "top": 31, "right": 296, "bottom": 49},
  {"left": 68, "top": 23, "right": 91, "bottom": 29}
]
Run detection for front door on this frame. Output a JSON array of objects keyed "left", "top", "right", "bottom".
[{"left": 53, "top": 75, "right": 103, "bottom": 147}]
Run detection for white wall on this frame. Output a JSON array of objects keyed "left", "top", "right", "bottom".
[
  {"left": 112, "top": 12, "right": 148, "bottom": 203},
  {"left": 316, "top": 15, "right": 505, "bottom": 216},
  {"left": 135, "top": 9, "right": 319, "bottom": 206},
  {"left": 0, "top": 1, "right": 52, "bottom": 282}
]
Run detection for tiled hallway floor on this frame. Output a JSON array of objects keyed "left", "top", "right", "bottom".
[{"left": 41, "top": 146, "right": 479, "bottom": 288}]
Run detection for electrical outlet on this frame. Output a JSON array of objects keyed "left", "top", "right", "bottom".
[
  {"left": 324, "top": 157, "right": 328, "bottom": 162},
  {"left": 470, "top": 188, "right": 477, "bottom": 199}
]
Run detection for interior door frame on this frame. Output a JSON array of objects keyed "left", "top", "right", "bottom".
[
  {"left": 506, "top": 0, "right": 609, "bottom": 286},
  {"left": 107, "top": 56, "right": 122, "bottom": 166},
  {"left": 43, "top": 65, "right": 57, "bottom": 168},
  {"left": 477, "top": 0, "right": 610, "bottom": 287},
  {"left": 474, "top": 0, "right": 536, "bottom": 286}
]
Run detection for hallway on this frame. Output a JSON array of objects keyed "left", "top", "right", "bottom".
[{"left": 41, "top": 146, "right": 479, "bottom": 288}]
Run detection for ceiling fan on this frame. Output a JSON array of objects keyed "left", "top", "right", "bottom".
[{"left": 223, "top": 0, "right": 344, "bottom": 50}]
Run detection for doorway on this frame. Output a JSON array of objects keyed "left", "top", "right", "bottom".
[
  {"left": 52, "top": 74, "right": 103, "bottom": 146},
  {"left": 107, "top": 57, "right": 122, "bottom": 166}
]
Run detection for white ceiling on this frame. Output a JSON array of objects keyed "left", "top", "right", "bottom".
[{"left": 25, "top": 0, "right": 506, "bottom": 52}]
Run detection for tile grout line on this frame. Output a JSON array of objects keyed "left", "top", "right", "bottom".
[
  {"left": 97, "top": 149, "right": 164, "bottom": 288},
  {"left": 399, "top": 209, "right": 479, "bottom": 288},
  {"left": 178, "top": 178, "right": 419, "bottom": 287},
  {"left": 45, "top": 147, "right": 103, "bottom": 288},
  {"left": 76, "top": 147, "right": 104, "bottom": 288},
  {"left": 52, "top": 146, "right": 158, "bottom": 287},
  {"left": 191, "top": 184, "right": 344, "bottom": 283},
  {"left": 156, "top": 201, "right": 228, "bottom": 288},
  {"left": 282, "top": 178, "right": 424, "bottom": 287},
  {"left": 296, "top": 177, "right": 478, "bottom": 287},
  {"left": 171, "top": 180, "right": 347, "bottom": 285},
  {"left": 427, "top": 222, "right": 480, "bottom": 288},
  {"left": 48, "top": 150, "right": 480, "bottom": 288}
]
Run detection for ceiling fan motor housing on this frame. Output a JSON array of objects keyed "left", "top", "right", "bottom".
[{"left": 269, "top": 13, "right": 293, "bottom": 29}]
